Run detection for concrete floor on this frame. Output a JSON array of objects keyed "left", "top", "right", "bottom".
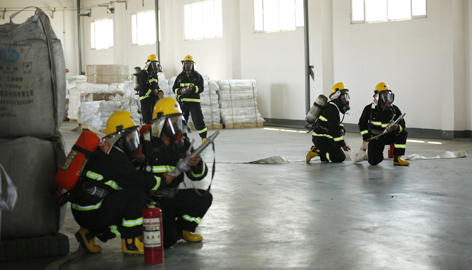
[{"left": 2, "top": 121, "right": 472, "bottom": 270}]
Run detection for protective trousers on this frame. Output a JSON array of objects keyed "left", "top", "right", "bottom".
[
  {"left": 158, "top": 189, "right": 213, "bottom": 248},
  {"left": 367, "top": 129, "right": 408, "bottom": 165},
  {"left": 140, "top": 95, "right": 159, "bottom": 124},
  {"left": 180, "top": 101, "right": 207, "bottom": 139},
  {"left": 72, "top": 188, "right": 148, "bottom": 240},
  {"left": 312, "top": 136, "right": 346, "bottom": 163}
]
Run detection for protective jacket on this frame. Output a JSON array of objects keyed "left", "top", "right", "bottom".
[
  {"left": 358, "top": 104, "right": 405, "bottom": 140},
  {"left": 312, "top": 102, "right": 346, "bottom": 148},
  {"left": 140, "top": 136, "right": 211, "bottom": 248},
  {"left": 71, "top": 146, "right": 161, "bottom": 207},
  {"left": 144, "top": 137, "right": 208, "bottom": 193},
  {"left": 70, "top": 145, "right": 162, "bottom": 239},
  {"left": 173, "top": 71, "right": 204, "bottom": 103},
  {"left": 138, "top": 70, "right": 161, "bottom": 101}
]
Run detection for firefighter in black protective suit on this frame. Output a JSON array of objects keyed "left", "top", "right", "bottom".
[
  {"left": 173, "top": 55, "right": 207, "bottom": 143},
  {"left": 138, "top": 54, "right": 164, "bottom": 124},
  {"left": 71, "top": 111, "right": 168, "bottom": 255},
  {"left": 138, "top": 97, "right": 212, "bottom": 248},
  {"left": 306, "top": 82, "right": 351, "bottom": 163},
  {"left": 358, "top": 82, "right": 409, "bottom": 166}
]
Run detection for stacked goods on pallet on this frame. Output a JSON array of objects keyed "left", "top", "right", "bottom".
[
  {"left": 216, "top": 80, "right": 265, "bottom": 128},
  {"left": 65, "top": 75, "right": 86, "bottom": 120},
  {"left": 0, "top": 8, "right": 69, "bottom": 260},
  {"left": 158, "top": 72, "right": 171, "bottom": 97},
  {"left": 200, "top": 80, "right": 221, "bottom": 128},
  {"left": 80, "top": 95, "right": 141, "bottom": 133},
  {"left": 68, "top": 82, "right": 126, "bottom": 123},
  {"left": 85, "top": 64, "right": 130, "bottom": 84}
]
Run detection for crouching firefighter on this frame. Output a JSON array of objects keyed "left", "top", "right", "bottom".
[
  {"left": 138, "top": 97, "right": 213, "bottom": 248},
  {"left": 306, "top": 82, "right": 351, "bottom": 163},
  {"left": 358, "top": 82, "right": 409, "bottom": 166},
  {"left": 70, "top": 111, "right": 166, "bottom": 255}
]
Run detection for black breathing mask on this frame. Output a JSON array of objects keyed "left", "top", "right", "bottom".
[{"left": 120, "top": 127, "right": 142, "bottom": 160}]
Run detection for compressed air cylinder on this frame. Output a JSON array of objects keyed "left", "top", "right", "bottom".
[
  {"left": 133, "top": 67, "right": 141, "bottom": 92},
  {"left": 305, "top": 94, "right": 328, "bottom": 124}
]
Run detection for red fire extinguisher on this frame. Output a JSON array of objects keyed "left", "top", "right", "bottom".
[{"left": 143, "top": 203, "right": 164, "bottom": 264}]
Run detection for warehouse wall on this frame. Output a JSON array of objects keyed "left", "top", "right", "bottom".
[
  {"left": 332, "top": 0, "right": 471, "bottom": 136},
  {"left": 1, "top": 0, "right": 470, "bottom": 136}
]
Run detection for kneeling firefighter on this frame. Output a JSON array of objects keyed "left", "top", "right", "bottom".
[
  {"left": 306, "top": 82, "right": 351, "bottom": 163},
  {"left": 70, "top": 111, "right": 166, "bottom": 255},
  {"left": 138, "top": 97, "right": 212, "bottom": 248},
  {"left": 358, "top": 82, "right": 409, "bottom": 166}
]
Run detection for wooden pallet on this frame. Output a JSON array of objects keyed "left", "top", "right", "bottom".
[
  {"left": 223, "top": 122, "right": 264, "bottom": 129},
  {"left": 189, "top": 124, "right": 223, "bottom": 131}
]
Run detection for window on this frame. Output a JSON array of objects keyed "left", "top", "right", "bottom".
[
  {"left": 184, "top": 0, "right": 223, "bottom": 40},
  {"left": 90, "top": 19, "right": 114, "bottom": 50},
  {"left": 131, "top": 10, "right": 157, "bottom": 45},
  {"left": 352, "top": 0, "right": 427, "bottom": 24},
  {"left": 254, "top": 0, "right": 304, "bottom": 33}
]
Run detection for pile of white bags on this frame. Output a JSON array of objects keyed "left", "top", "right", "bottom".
[
  {"left": 216, "top": 80, "right": 264, "bottom": 126},
  {"left": 80, "top": 95, "right": 142, "bottom": 132}
]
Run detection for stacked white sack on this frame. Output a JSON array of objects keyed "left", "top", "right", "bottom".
[
  {"left": 68, "top": 82, "right": 126, "bottom": 121},
  {"left": 80, "top": 95, "right": 142, "bottom": 131},
  {"left": 158, "top": 72, "right": 170, "bottom": 97},
  {"left": 77, "top": 82, "right": 125, "bottom": 94},
  {"left": 216, "top": 80, "right": 264, "bottom": 125},
  {"left": 66, "top": 76, "right": 86, "bottom": 120},
  {"left": 80, "top": 101, "right": 102, "bottom": 131},
  {"left": 68, "top": 88, "right": 81, "bottom": 120}
]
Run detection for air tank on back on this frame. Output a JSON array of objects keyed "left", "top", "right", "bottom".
[
  {"left": 133, "top": 66, "right": 142, "bottom": 92},
  {"left": 306, "top": 94, "right": 328, "bottom": 124}
]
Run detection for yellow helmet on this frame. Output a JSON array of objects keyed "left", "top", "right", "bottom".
[
  {"left": 182, "top": 55, "right": 194, "bottom": 62},
  {"left": 330, "top": 82, "right": 349, "bottom": 99},
  {"left": 152, "top": 97, "right": 182, "bottom": 120},
  {"left": 147, "top": 54, "right": 158, "bottom": 63},
  {"left": 106, "top": 111, "right": 138, "bottom": 136},
  {"left": 375, "top": 82, "right": 389, "bottom": 92},
  {"left": 151, "top": 97, "right": 187, "bottom": 138}
]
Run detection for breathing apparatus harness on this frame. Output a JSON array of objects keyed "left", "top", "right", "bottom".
[{"left": 368, "top": 103, "right": 396, "bottom": 137}]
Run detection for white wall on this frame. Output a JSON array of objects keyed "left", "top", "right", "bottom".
[
  {"left": 170, "top": 0, "right": 235, "bottom": 80},
  {"left": 332, "top": 0, "right": 471, "bottom": 133},
  {"left": 240, "top": 0, "right": 306, "bottom": 121},
  {"left": 2, "top": 0, "right": 470, "bottom": 133}
]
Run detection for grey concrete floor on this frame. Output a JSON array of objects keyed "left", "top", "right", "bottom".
[{"left": 2, "top": 121, "right": 472, "bottom": 270}]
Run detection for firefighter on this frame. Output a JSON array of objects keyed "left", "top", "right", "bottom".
[
  {"left": 173, "top": 55, "right": 207, "bottom": 143},
  {"left": 138, "top": 54, "right": 163, "bottom": 124},
  {"left": 306, "top": 82, "right": 351, "bottom": 163},
  {"left": 358, "top": 82, "right": 409, "bottom": 166},
  {"left": 71, "top": 111, "right": 170, "bottom": 255},
  {"left": 139, "top": 97, "right": 212, "bottom": 248}
]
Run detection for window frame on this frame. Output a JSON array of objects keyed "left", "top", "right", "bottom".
[
  {"left": 90, "top": 18, "right": 114, "bottom": 50},
  {"left": 351, "top": 0, "right": 427, "bottom": 24},
  {"left": 184, "top": 0, "right": 223, "bottom": 41},
  {"left": 253, "top": 0, "right": 304, "bottom": 34},
  {"left": 131, "top": 10, "right": 158, "bottom": 46}
]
